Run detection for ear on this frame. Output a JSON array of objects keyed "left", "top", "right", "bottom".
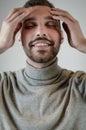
[{"left": 61, "top": 30, "right": 64, "bottom": 44}]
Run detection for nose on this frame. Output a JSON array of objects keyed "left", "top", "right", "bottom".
[
  {"left": 35, "top": 24, "right": 47, "bottom": 38},
  {"left": 37, "top": 33, "right": 46, "bottom": 37}
]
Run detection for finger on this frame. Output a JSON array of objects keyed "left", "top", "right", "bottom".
[
  {"left": 51, "top": 8, "right": 74, "bottom": 19},
  {"left": 52, "top": 15, "right": 73, "bottom": 26},
  {"left": 50, "top": 8, "right": 75, "bottom": 22},
  {"left": 6, "top": 8, "right": 23, "bottom": 19},
  {"left": 6, "top": 7, "right": 33, "bottom": 23},
  {"left": 62, "top": 22, "right": 71, "bottom": 43},
  {"left": 14, "top": 23, "right": 22, "bottom": 35},
  {"left": 6, "top": 8, "right": 28, "bottom": 21},
  {"left": 7, "top": 12, "right": 27, "bottom": 22},
  {"left": 10, "top": 11, "right": 30, "bottom": 24}
]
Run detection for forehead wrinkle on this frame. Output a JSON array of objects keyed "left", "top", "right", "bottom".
[{"left": 24, "top": 17, "right": 36, "bottom": 23}]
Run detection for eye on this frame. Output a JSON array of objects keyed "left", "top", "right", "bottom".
[
  {"left": 46, "top": 21, "right": 60, "bottom": 30},
  {"left": 24, "top": 22, "right": 36, "bottom": 29},
  {"left": 46, "top": 21, "right": 57, "bottom": 28}
]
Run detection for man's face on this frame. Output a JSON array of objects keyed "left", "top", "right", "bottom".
[{"left": 20, "top": 6, "right": 62, "bottom": 64}]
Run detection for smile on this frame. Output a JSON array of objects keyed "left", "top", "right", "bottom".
[
  {"left": 30, "top": 40, "right": 54, "bottom": 47},
  {"left": 34, "top": 43, "right": 49, "bottom": 47}
]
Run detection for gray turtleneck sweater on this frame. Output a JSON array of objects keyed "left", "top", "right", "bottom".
[{"left": 0, "top": 61, "right": 86, "bottom": 130}]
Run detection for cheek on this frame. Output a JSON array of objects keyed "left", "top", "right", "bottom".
[
  {"left": 51, "top": 32, "right": 61, "bottom": 44},
  {"left": 21, "top": 31, "right": 31, "bottom": 46},
  {"left": 49, "top": 28, "right": 61, "bottom": 38},
  {"left": 21, "top": 29, "right": 36, "bottom": 41}
]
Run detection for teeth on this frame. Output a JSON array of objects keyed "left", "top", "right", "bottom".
[{"left": 35, "top": 43, "right": 48, "bottom": 47}]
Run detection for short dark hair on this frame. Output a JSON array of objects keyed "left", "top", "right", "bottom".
[{"left": 23, "top": 0, "right": 55, "bottom": 8}]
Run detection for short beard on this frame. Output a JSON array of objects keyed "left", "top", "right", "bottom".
[
  {"left": 29, "top": 49, "right": 58, "bottom": 63},
  {"left": 23, "top": 37, "right": 61, "bottom": 63},
  {"left": 23, "top": 45, "right": 60, "bottom": 64}
]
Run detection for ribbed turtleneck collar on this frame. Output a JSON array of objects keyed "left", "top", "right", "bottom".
[{"left": 25, "top": 60, "right": 61, "bottom": 81}]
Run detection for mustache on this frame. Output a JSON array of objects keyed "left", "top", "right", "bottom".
[{"left": 29, "top": 37, "right": 54, "bottom": 47}]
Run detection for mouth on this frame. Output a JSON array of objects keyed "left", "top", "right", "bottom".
[
  {"left": 33, "top": 40, "right": 52, "bottom": 47},
  {"left": 35, "top": 43, "right": 50, "bottom": 47},
  {"left": 29, "top": 40, "right": 54, "bottom": 48}
]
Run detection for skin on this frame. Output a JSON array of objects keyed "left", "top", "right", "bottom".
[
  {"left": 20, "top": 6, "right": 63, "bottom": 68},
  {"left": 0, "top": 6, "right": 86, "bottom": 68}
]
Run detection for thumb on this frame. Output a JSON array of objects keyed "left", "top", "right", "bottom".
[
  {"left": 14, "top": 23, "right": 22, "bottom": 35},
  {"left": 62, "top": 22, "right": 71, "bottom": 43},
  {"left": 13, "top": 23, "right": 22, "bottom": 41}
]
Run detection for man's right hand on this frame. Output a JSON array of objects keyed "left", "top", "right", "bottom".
[{"left": 0, "top": 7, "right": 34, "bottom": 53}]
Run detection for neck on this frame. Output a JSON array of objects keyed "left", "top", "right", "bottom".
[{"left": 26, "top": 57, "right": 57, "bottom": 68}]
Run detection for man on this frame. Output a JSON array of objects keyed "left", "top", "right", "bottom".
[{"left": 0, "top": 0, "right": 86, "bottom": 130}]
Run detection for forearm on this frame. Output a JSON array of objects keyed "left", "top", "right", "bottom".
[
  {"left": 0, "top": 41, "right": 7, "bottom": 54},
  {"left": 76, "top": 38, "right": 86, "bottom": 53},
  {"left": 0, "top": 37, "right": 10, "bottom": 54},
  {"left": 0, "top": 47, "right": 7, "bottom": 54}
]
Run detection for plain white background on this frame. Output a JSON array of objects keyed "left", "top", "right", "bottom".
[{"left": 0, "top": 0, "right": 86, "bottom": 72}]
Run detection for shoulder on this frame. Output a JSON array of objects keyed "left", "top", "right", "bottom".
[
  {"left": 0, "top": 68, "right": 25, "bottom": 83},
  {"left": 68, "top": 70, "right": 86, "bottom": 97},
  {"left": 60, "top": 66, "right": 86, "bottom": 81},
  {"left": 60, "top": 67, "right": 86, "bottom": 98},
  {"left": 70, "top": 70, "right": 86, "bottom": 83}
]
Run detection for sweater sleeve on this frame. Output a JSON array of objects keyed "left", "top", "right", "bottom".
[{"left": 70, "top": 71, "right": 86, "bottom": 99}]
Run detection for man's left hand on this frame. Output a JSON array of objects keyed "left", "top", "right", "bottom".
[{"left": 50, "top": 8, "right": 86, "bottom": 53}]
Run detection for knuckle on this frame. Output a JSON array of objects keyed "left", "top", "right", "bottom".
[
  {"left": 63, "top": 10, "right": 68, "bottom": 14},
  {"left": 74, "top": 19, "right": 79, "bottom": 24},
  {"left": 13, "top": 8, "right": 18, "bottom": 12},
  {"left": 12, "top": 8, "right": 21, "bottom": 13},
  {"left": 15, "top": 11, "right": 21, "bottom": 16}
]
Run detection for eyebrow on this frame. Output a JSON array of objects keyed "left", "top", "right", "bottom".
[
  {"left": 24, "top": 16, "right": 57, "bottom": 23},
  {"left": 45, "top": 16, "right": 56, "bottom": 21},
  {"left": 24, "top": 18, "right": 36, "bottom": 23}
]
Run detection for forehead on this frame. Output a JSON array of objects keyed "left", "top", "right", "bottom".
[{"left": 25, "top": 6, "right": 52, "bottom": 20}]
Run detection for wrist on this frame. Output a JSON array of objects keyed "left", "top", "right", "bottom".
[{"left": 76, "top": 38, "right": 86, "bottom": 53}]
